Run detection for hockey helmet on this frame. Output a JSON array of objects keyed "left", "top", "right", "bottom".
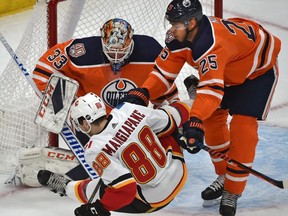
[
  {"left": 165, "top": 0, "right": 203, "bottom": 25},
  {"left": 100, "top": 18, "right": 134, "bottom": 72},
  {"left": 70, "top": 92, "right": 106, "bottom": 133}
]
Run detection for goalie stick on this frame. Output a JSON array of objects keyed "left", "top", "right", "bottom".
[
  {"left": 180, "top": 137, "right": 288, "bottom": 189},
  {"left": 0, "top": 32, "right": 98, "bottom": 180}
]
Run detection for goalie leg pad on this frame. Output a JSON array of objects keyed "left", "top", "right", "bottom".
[{"left": 16, "top": 146, "right": 79, "bottom": 187}]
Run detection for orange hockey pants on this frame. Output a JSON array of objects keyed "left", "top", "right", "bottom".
[{"left": 204, "top": 109, "right": 258, "bottom": 195}]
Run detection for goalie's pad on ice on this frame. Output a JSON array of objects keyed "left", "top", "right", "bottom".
[
  {"left": 12, "top": 146, "right": 79, "bottom": 187},
  {"left": 34, "top": 74, "right": 79, "bottom": 134}
]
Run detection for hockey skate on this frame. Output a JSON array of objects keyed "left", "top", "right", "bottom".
[
  {"left": 219, "top": 190, "right": 241, "bottom": 216},
  {"left": 37, "top": 170, "right": 70, "bottom": 196},
  {"left": 201, "top": 175, "right": 225, "bottom": 207},
  {"left": 183, "top": 74, "right": 199, "bottom": 99}
]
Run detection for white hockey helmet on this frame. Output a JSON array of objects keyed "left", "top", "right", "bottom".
[
  {"left": 100, "top": 18, "right": 134, "bottom": 72},
  {"left": 70, "top": 92, "right": 106, "bottom": 132}
]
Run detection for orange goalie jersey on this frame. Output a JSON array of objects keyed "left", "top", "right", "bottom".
[
  {"left": 142, "top": 15, "right": 281, "bottom": 120},
  {"left": 32, "top": 35, "right": 178, "bottom": 113}
]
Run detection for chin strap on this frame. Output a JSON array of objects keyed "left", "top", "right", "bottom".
[
  {"left": 79, "top": 121, "right": 92, "bottom": 136},
  {"left": 111, "top": 62, "right": 122, "bottom": 72}
]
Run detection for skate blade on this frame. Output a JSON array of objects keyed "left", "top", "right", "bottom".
[{"left": 202, "top": 198, "right": 221, "bottom": 208}]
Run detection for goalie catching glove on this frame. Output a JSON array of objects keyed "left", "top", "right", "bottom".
[
  {"left": 120, "top": 88, "right": 150, "bottom": 106},
  {"left": 74, "top": 200, "right": 110, "bottom": 216},
  {"left": 182, "top": 117, "right": 204, "bottom": 154}
]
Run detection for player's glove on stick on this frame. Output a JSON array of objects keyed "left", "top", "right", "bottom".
[
  {"left": 74, "top": 200, "right": 110, "bottom": 216},
  {"left": 182, "top": 117, "right": 204, "bottom": 154},
  {"left": 121, "top": 88, "right": 150, "bottom": 106}
]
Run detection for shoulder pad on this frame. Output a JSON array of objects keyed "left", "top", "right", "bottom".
[
  {"left": 66, "top": 36, "right": 109, "bottom": 65},
  {"left": 129, "top": 35, "right": 163, "bottom": 62}
]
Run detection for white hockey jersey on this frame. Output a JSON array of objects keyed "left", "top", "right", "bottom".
[{"left": 84, "top": 102, "right": 187, "bottom": 208}]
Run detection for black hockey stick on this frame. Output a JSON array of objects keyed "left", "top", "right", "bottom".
[
  {"left": 201, "top": 145, "right": 288, "bottom": 189},
  {"left": 88, "top": 179, "right": 103, "bottom": 203},
  {"left": 180, "top": 137, "right": 288, "bottom": 189}
]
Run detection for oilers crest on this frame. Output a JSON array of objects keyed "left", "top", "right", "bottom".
[{"left": 101, "top": 78, "right": 137, "bottom": 108}]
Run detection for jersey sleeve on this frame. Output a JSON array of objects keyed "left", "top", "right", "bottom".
[
  {"left": 32, "top": 39, "right": 75, "bottom": 92},
  {"left": 151, "top": 82, "right": 179, "bottom": 107},
  {"left": 190, "top": 46, "right": 227, "bottom": 120},
  {"left": 142, "top": 46, "right": 188, "bottom": 100},
  {"left": 85, "top": 146, "right": 137, "bottom": 211},
  {"left": 145, "top": 107, "right": 177, "bottom": 137}
]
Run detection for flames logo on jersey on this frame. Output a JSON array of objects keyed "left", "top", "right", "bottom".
[{"left": 101, "top": 78, "right": 137, "bottom": 109}]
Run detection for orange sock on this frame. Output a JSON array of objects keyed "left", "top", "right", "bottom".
[{"left": 224, "top": 114, "right": 258, "bottom": 195}]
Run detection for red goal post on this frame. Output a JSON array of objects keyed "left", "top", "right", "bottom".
[{"left": 0, "top": 0, "right": 223, "bottom": 172}]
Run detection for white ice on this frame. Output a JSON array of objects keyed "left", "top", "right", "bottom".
[{"left": 0, "top": 0, "right": 288, "bottom": 216}]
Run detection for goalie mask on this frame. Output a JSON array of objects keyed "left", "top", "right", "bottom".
[
  {"left": 70, "top": 92, "right": 106, "bottom": 134},
  {"left": 100, "top": 18, "right": 134, "bottom": 72}
]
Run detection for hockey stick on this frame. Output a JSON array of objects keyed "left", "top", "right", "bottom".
[
  {"left": 0, "top": 32, "right": 98, "bottom": 180},
  {"left": 88, "top": 179, "right": 103, "bottom": 203},
  {"left": 180, "top": 137, "right": 288, "bottom": 189}
]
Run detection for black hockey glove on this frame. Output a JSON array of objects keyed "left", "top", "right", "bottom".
[
  {"left": 182, "top": 117, "right": 204, "bottom": 154},
  {"left": 74, "top": 200, "right": 110, "bottom": 216},
  {"left": 120, "top": 88, "right": 150, "bottom": 107}
]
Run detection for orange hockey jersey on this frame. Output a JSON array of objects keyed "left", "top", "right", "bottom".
[
  {"left": 142, "top": 15, "right": 281, "bottom": 120},
  {"left": 32, "top": 35, "right": 178, "bottom": 113}
]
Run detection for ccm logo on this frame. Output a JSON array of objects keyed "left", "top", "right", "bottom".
[
  {"left": 47, "top": 151, "right": 76, "bottom": 161},
  {"left": 38, "top": 84, "right": 54, "bottom": 117}
]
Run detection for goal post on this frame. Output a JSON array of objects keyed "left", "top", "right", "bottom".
[{"left": 0, "top": 0, "right": 223, "bottom": 173}]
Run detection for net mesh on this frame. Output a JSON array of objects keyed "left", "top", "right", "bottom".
[{"left": 0, "top": 0, "right": 217, "bottom": 172}]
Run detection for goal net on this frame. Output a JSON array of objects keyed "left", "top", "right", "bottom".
[{"left": 0, "top": 0, "right": 222, "bottom": 173}]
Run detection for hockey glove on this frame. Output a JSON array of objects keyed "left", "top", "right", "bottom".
[
  {"left": 74, "top": 200, "right": 110, "bottom": 216},
  {"left": 182, "top": 117, "right": 204, "bottom": 154},
  {"left": 120, "top": 88, "right": 150, "bottom": 107}
]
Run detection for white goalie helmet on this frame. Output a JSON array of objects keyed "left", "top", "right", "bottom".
[
  {"left": 70, "top": 92, "right": 106, "bottom": 133},
  {"left": 100, "top": 18, "right": 134, "bottom": 72}
]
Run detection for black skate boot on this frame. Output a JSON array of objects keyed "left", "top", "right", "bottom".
[
  {"left": 183, "top": 74, "right": 199, "bottom": 99},
  {"left": 37, "top": 170, "right": 70, "bottom": 196},
  {"left": 201, "top": 175, "right": 225, "bottom": 207},
  {"left": 219, "top": 190, "right": 241, "bottom": 216}
]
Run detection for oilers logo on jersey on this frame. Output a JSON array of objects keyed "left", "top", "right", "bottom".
[{"left": 101, "top": 78, "right": 137, "bottom": 108}]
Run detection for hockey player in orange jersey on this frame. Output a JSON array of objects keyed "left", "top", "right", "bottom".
[
  {"left": 122, "top": 0, "right": 281, "bottom": 216},
  {"left": 32, "top": 18, "right": 179, "bottom": 114}
]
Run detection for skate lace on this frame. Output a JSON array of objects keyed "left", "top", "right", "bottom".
[
  {"left": 221, "top": 191, "right": 241, "bottom": 208},
  {"left": 209, "top": 175, "right": 225, "bottom": 191},
  {"left": 46, "top": 173, "right": 67, "bottom": 194}
]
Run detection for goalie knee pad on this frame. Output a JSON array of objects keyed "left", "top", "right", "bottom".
[{"left": 16, "top": 146, "right": 79, "bottom": 187}]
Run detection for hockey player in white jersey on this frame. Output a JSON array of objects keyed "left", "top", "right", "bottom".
[{"left": 37, "top": 92, "right": 194, "bottom": 215}]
